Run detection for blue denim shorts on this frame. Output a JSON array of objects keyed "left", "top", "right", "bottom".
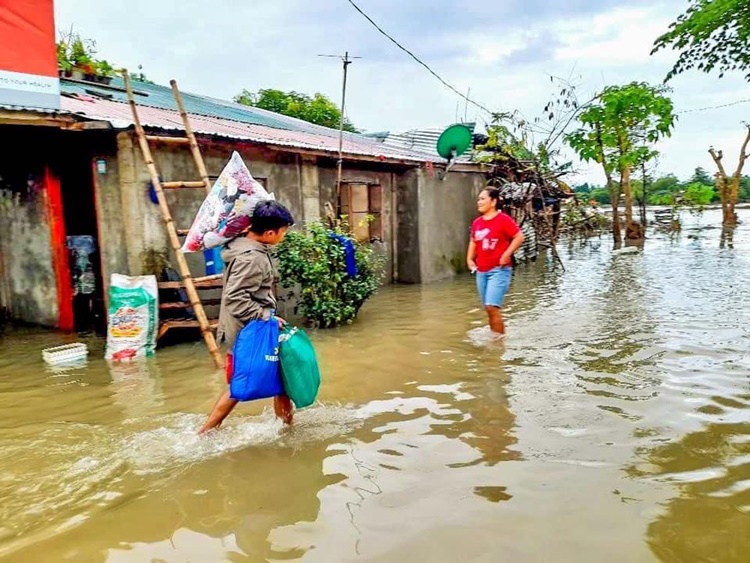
[{"left": 476, "top": 267, "right": 512, "bottom": 308}]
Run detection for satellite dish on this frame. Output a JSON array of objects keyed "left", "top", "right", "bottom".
[{"left": 436, "top": 124, "right": 473, "bottom": 161}]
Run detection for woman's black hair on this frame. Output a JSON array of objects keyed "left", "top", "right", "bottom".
[
  {"left": 482, "top": 186, "right": 503, "bottom": 210},
  {"left": 249, "top": 200, "right": 295, "bottom": 234}
]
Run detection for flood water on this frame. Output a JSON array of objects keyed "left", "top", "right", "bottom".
[{"left": 1, "top": 208, "right": 749, "bottom": 562}]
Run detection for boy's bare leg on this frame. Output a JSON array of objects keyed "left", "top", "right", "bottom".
[
  {"left": 274, "top": 395, "right": 294, "bottom": 425},
  {"left": 486, "top": 306, "right": 505, "bottom": 335},
  {"left": 199, "top": 390, "right": 239, "bottom": 434}
]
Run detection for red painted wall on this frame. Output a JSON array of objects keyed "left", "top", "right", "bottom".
[
  {"left": 44, "top": 166, "right": 74, "bottom": 331},
  {"left": 0, "top": 0, "right": 57, "bottom": 76}
]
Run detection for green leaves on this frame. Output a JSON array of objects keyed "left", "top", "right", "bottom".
[
  {"left": 565, "top": 82, "right": 676, "bottom": 176},
  {"left": 234, "top": 89, "right": 359, "bottom": 132},
  {"left": 276, "top": 221, "right": 384, "bottom": 328},
  {"left": 652, "top": 0, "right": 750, "bottom": 82},
  {"left": 683, "top": 182, "right": 716, "bottom": 207},
  {"left": 565, "top": 82, "right": 677, "bottom": 240}
]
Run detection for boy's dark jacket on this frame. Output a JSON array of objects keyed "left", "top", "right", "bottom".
[{"left": 216, "top": 237, "right": 277, "bottom": 350}]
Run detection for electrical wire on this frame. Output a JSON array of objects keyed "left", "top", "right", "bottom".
[
  {"left": 677, "top": 98, "right": 750, "bottom": 114},
  {"left": 345, "top": 0, "right": 494, "bottom": 116},
  {"left": 346, "top": 0, "right": 750, "bottom": 122}
]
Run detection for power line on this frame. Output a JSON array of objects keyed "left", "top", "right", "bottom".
[
  {"left": 345, "top": 0, "right": 494, "bottom": 116},
  {"left": 677, "top": 98, "right": 750, "bottom": 114},
  {"left": 349, "top": 0, "right": 750, "bottom": 123}
]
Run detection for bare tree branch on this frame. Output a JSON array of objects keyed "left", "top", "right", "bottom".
[
  {"left": 709, "top": 147, "right": 729, "bottom": 178},
  {"left": 733, "top": 125, "right": 750, "bottom": 178}
]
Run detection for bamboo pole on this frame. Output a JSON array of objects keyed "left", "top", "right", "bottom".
[
  {"left": 122, "top": 70, "right": 224, "bottom": 369},
  {"left": 170, "top": 80, "right": 212, "bottom": 193}
]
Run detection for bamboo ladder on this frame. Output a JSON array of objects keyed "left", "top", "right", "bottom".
[{"left": 122, "top": 71, "right": 224, "bottom": 368}]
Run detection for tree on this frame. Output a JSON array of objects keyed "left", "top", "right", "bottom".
[
  {"left": 566, "top": 82, "right": 676, "bottom": 243},
  {"left": 683, "top": 182, "right": 715, "bottom": 207},
  {"left": 740, "top": 175, "right": 750, "bottom": 201},
  {"left": 651, "top": 174, "right": 680, "bottom": 193},
  {"left": 633, "top": 164, "right": 657, "bottom": 227},
  {"left": 708, "top": 124, "right": 750, "bottom": 227},
  {"left": 690, "top": 166, "right": 713, "bottom": 185},
  {"left": 573, "top": 183, "right": 592, "bottom": 200},
  {"left": 590, "top": 188, "right": 611, "bottom": 205},
  {"left": 652, "top": 0, "right": 750, "bottom": 82},
  {"left": 234, "top": 88, "right": 358, "bottom": 132}
]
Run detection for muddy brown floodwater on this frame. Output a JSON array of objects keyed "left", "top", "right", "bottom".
[{"left": 1, "top": 209, "right": 749, "bottom": 562}]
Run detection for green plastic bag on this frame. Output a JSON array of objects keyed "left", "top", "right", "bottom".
[{"left": 279, "top": 325, "right": 321, "bottom": 408}]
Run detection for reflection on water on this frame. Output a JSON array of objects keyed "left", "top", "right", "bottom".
[{"left": 0, "top": 209, "right": 748, "bottom": 562}]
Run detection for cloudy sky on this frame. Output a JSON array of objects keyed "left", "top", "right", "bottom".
[{"left": 55, "top": 0, "right": 750, "bottom": 185}]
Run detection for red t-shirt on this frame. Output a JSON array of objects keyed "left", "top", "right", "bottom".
[{"left": 471, "top": 213, "right": 521, "bottom": 272}]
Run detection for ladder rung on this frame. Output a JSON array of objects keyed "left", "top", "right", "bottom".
[
  {"left": 160, "top": 298, "right": 221, "bottom": 310},
  {"left": 161, "top": 181, "right": 207, "bottom": 189},
  {"left": 146, "top": 135, "right": 190, "bottom": 145},
  {"left": 176, "top": 229, "right": 189, "bottom": 236},
  {"left": 161, "top": 319, "right": 218, "bottom": 329},
  {"left": 194, "top": 274, "right": 223, "bottom": 283},
  {"left": 125, "top": 70, "right": 224, "bottom": 368},
  {"left": 158, "top": 274, "right": 223, "bottom": 290}
]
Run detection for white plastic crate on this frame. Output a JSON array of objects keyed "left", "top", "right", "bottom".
[{"left": 42, "top": 343, "right": 89, "bottom": 366}]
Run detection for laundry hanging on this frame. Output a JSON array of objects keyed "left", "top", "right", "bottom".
[{"left": 329, "top": 233, "right": 358, "bottom": 277}]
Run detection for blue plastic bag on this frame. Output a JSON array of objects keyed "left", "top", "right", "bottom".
[{"left": 230, "top": 319, "right": 283, "bottom": 401}]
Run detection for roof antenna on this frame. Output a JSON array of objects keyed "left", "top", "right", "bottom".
[
  {"left": 318, "top": 51, "right": 362, "bottom": 211},
  {"left": 464, "top": 87, "right": 470, "bottom": 123}
]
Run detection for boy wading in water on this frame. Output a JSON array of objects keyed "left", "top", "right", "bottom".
[
  {"left": 467, "top": 187, "right": 525, "bottom": 336},
  {"left": 199, "top": 201, "right": 295, "bottom": 434}
]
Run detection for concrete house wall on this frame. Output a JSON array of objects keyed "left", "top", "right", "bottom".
[
  {"left": 0, "top": 175, "right": 59, "bottom": 326},
  {"left": 102, "top": 132, "right": 403, "bottom": 288},
  {"left": 396, "top": 168, "right": 485, "bottom": 283},
  {"left": 0, "top": 125, "right": 486, "bottom": 328}
]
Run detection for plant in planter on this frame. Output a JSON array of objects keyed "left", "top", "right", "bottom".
[
  {"left": 92, "top": 60, "right": 115, "bottom": 84},
  {"left": 276, "top": 220, "right": 384, "bottom": 328},
  {"left": 56, "top": 32, "right": 114, "bottom": 85}
]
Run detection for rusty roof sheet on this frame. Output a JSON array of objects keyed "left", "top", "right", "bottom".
[
  {"left": 2, "top": 75, "right": 476, "bottom": 163},
  {"left": 61, "top": 77, "right": 351, "bottom": 135},
  {"left": 1, "top": 77, "right": 463, "bottom": 163},
  {"left": 59, "top": 92, "right": 443, "bottom": 163}
]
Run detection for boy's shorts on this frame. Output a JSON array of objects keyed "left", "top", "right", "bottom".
[
  {"left": 476, "top": 266, "right": 512, "bottom": 308},
  {"left": 225, "top": 354, "right": 234, "bottom": 384}
]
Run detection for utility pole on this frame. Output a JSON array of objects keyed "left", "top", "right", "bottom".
[{"left": 318, "top": 51, "right": 360, "bottom": 211}]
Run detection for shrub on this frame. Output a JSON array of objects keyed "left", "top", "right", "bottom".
[{"left": 276, "top": 220, "right": 384, "bottom": 328}]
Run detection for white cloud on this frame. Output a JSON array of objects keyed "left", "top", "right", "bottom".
[
  {"left": 53, "top": 0, "right": 750, "bottom": 186},
  {"left": 554, "top": 7, "right": 670, "bottom": 66}
]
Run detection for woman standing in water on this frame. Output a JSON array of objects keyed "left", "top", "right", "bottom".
[{"left": 467, "top": 187, "right": 525, "bottom": 336}]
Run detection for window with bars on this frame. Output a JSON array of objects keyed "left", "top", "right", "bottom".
[{"left": 340, "top": 183, "right": 383, "bottom": 242}]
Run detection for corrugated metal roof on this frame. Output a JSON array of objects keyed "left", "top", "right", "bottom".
[
  {"left": 0, "top": 103, "right": 59, "bottom": 114},
  {"left": 60, "top": 94, "right": 441, "bottom": 163},
  {"left": 370, "top": 123, "right": 477, "bottom": 162},
  {"left": 61, "top": 78, "right": 368, "bottom": 140},
  {"left": 1, "top": 78, "right": 469, "bottom": 163}
]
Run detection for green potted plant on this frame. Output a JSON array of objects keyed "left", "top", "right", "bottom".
[
  {"left": 94, "top": 60, "right": 114, "bottom": 85},
  {"left": 69, "top": 36, "right": 94, "bottom": 80},
  {"left": 56, "top": 32, "right": 114, "bottom": 85},
  {"left": 56, "top": 40, "right": 72, "bottom": 76},
  {"left": 276, "top": 219, "right": 384, "bottom": 328}
]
